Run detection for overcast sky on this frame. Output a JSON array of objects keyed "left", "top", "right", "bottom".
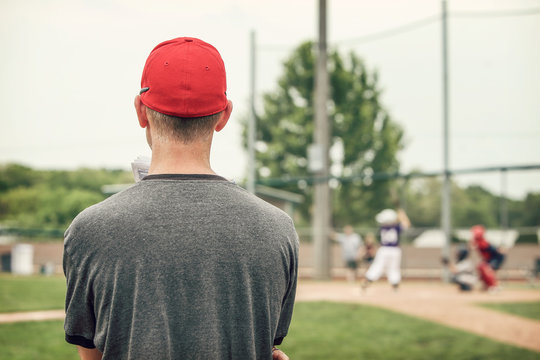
[{"left": 1, "top": 0, "right": 539, "bottom": 199}]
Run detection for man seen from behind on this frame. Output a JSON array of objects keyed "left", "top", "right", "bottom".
[{"left": 63, "top": 37, "right": 298, "bottom": 360}]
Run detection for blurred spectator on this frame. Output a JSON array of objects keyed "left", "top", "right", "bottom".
[{"left": 334, "top": 225, "right": 363, "bottom": 282}]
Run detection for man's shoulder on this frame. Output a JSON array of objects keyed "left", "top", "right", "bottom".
[
  {"left": 224, "top": 183, "right": 295, "bottom": 224},
  {"left": 79, "top": 183, "right": 137, "bottom": 213},
  {"left": 65, "top": 184, "right": 139, "bottom": 235}
]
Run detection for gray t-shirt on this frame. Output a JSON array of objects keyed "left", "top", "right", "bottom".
[{"left": 63, "top": 174, "right": 298, "bottom": 360}]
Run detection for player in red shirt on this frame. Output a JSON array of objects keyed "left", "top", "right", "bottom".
[{"left": 471, "top": 225, "right": 505, "bottom": 292}]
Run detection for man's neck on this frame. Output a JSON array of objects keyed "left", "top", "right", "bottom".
[{"left": 148, "top": 140, "right": 215, "bottom": 175}]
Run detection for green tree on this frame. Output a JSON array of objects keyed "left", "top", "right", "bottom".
[
  {"left": 402, "top": 178, "right": 524, "bottom": 229},
  {"left": 520, "top": 192, "right": 540, "bottom": 227},
  {"left": 0, "top": 185, "right": 103, "bottom": 229},
  {"left": 0, "top": 164, "right": 133, "bottom": 232},
  {"left": 246, "top": 42, "right": 404, "bottom": 226},
  {"left": 452, "top": 185, "right": 498, "bottom": 228},
  {"left": 0, "top": 163, "right": 42, "bottom": 192},
  {"left": 402, "top": 177, "right": 441, "bottom": 227}
]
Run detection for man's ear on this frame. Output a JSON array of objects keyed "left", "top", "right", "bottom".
[
  {"left": 134, "top": 95, "right": 149, "bottom": 128},
  {"left": 215, "top": 100, "right": 233, "bottom": 132}
]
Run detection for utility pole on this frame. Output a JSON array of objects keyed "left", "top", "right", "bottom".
[
  {"left": 247, "top": 30, "right": 257, "bottom": 194},
  {"left": 500, "top": 168, "right": 508, "bottom": 229},
  {"left": 313, "top": 0, "right": 331, "bottom": 280},
  {"left": 441, "top": 0, "right": 452, "bottom": 282},
  {"left": 500, "top": 168, "right": 508, "bottom": 247}
]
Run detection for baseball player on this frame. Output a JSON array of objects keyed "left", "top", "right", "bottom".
[
  {"left": 470, "top": 225, "right": 505, "bottom": 292},
  {"left": 361, "top": 208, "right": 411, "bottom": 292},
  {"left": 443, "top": 247, "right": 476, "bottom": 292}
]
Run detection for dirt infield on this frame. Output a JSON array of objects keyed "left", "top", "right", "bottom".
[
  {"left": 0, "top": 309, "right": 65, "bottom": 323},
  {"left": 296, "top": 280, "right": 540, "bottom": 353}
]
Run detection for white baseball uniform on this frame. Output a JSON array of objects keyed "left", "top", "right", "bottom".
[{"left": 365, "top": 223, "right": 402, "bottom": 285}]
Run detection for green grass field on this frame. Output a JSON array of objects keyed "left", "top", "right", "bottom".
[
  {"left": 0, "top": 302, "right": 538, "bottom": 360},
  {"left": 478, "top": 301, "right": 540, "bottom": 321},
  {"left": 0, "top": 275, "right": 66, "bottom": 313},
  {"left": 278, "top": 301, "right": 540, "bottom": 360},
  {"left": 0, "top": 275, "right": 539, "bottom": 359},
  {"left": 0, "top": 321, "right": 77, "bottom": 360}
]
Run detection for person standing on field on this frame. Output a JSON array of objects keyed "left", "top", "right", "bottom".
[
  {"left": 335, "top": 225, "right": 363, "bottom": 282},
  {"left": 63, "top": 37, "right": 297, "bottom": 360},
  {"left": 362, "top": 208, "right": 410, "bottom": 292}
]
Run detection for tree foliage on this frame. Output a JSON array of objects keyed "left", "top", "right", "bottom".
[
  {"left": 0, "top": 163, "right": 538, "bottom": 233},
  {"left": 521, "top": 192, "right": 540, "bottom": 227},
  {"left": 403, "top": 177, "right": 539, "bottom": 228},
  {"left": 0, "top": 163, "right": 133, "bottom": 231},
  {"left": 246, "top": 42, "right": 404, "bottom": 226}
]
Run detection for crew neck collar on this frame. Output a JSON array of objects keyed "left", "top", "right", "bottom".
[{"left": 142, "top": 174, "right": 228, "bottom": 181}]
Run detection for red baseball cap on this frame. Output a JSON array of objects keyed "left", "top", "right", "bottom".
[{"left": 140, "top": 37, "right": 227, "bottom": 118}]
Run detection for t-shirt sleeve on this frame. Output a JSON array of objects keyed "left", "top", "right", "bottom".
[
  {"left": 273, "top": 229, "right": 299, "bottom": 345},
  {"left": 63, "top": 230, "right": 97, "bottom": 349}
]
